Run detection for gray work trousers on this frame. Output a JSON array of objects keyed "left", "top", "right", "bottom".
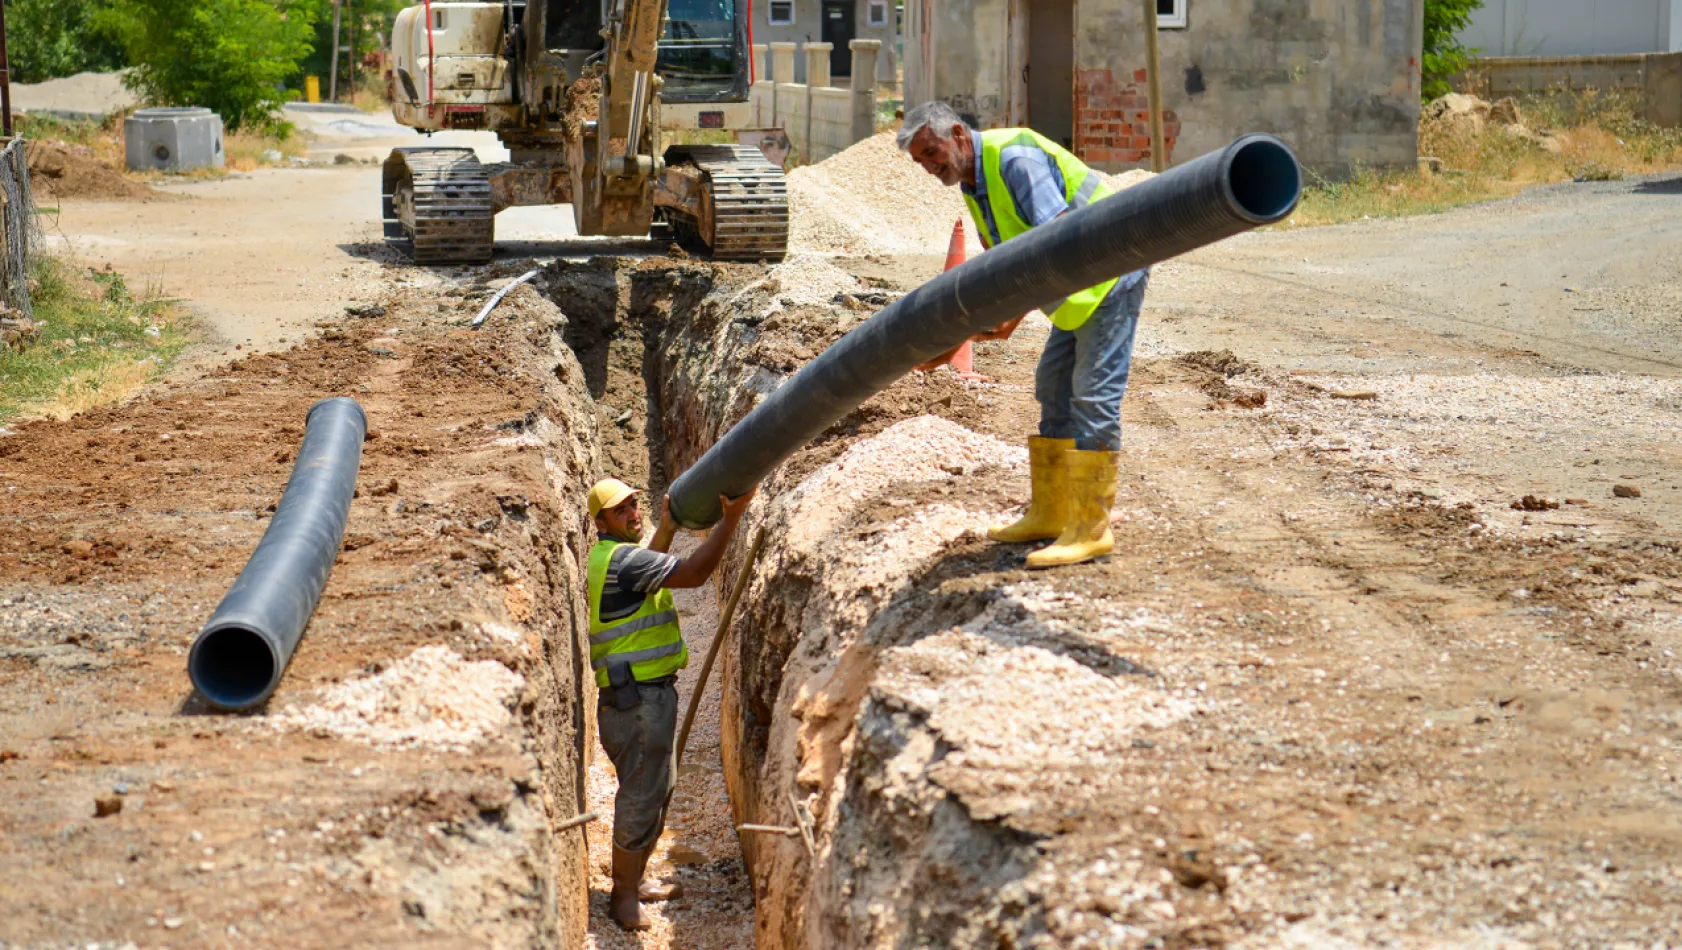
[{"left": 598, "top": 677, "right": 678, "bottom": 853}]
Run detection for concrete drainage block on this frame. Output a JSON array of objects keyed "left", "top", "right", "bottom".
[{"left": 125, "top": 107, "right": 225, "bottom": 173}]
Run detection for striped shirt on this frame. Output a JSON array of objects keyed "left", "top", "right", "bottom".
[{"left": 598, "top": 543, "right": 679, "bottom": 623}]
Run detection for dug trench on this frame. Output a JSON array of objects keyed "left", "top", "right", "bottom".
[
  {"left": 547, "top": 255, "right": 1682, "bottom": 949},
  {"left": 4, "top": 251, "right": 1681, "bottom": 948}
]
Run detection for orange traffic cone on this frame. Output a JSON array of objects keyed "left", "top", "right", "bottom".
[{"left": 942, "top": 219, "right": 988, "bottom": 381}]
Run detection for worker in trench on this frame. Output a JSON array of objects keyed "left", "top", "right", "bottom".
[
  {"left": 898, "top": 100, "right": 1148, "bottom": 568},
  {"left": 585, "top": 476, "right": 756, "bottom": 930}
]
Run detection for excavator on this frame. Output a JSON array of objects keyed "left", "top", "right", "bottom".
[{"left": 381, "top": 0, "right": 788, "bottom": 263}]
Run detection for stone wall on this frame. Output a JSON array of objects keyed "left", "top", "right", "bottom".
[
  {"left": 751, "top": 43, "right": 880, "bottom": 163},
  {"left": 1468, "top": 52, "right": 1682, "bottom": 128}
]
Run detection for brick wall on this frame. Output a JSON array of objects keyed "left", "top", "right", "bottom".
[{"left": 1075, "top": 68, "right": 1182, "bottom": 166}]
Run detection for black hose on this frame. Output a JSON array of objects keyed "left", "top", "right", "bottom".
[
  {"left": 187, "top": 398, "right": 367, "bottom": 711},
  {"left": 668, "top": 134, "right": 1302, "bottom": 527}
]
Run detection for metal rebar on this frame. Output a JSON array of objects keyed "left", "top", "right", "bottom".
[
  {"left": 555, "top": 810, "right": 600, "bottom": 832},
  {"left": 471, "top": 269, "right": 540, "bottom": 328}
]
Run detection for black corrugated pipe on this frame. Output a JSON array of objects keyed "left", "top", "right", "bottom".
[
  {"left": 187, "top": 398, "right": 367, "bottom": 711},
  {"left": 667, "top": 134, "right": 1302, "bottom": 528}
]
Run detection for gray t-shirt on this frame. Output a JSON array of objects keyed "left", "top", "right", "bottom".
[{"left": 598, "top": 542, "right": 680, "bottom": 624}]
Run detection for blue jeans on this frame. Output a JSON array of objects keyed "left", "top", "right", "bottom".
[{"left": 1036, "top": 274, "right": 1148, "bottom": 451}]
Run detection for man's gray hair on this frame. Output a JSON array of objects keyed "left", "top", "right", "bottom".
[{"left": 896, "top": 101, "right": 965, "bottom": 151}]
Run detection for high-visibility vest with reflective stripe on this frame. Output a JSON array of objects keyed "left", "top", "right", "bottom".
[
  {"left": 587, "top": 539, "right": 687, "bottom": 688},
  {"left": 961, "top": 128, "right": 1118, "bottom": 331}
]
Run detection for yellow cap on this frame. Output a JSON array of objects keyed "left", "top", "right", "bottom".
[{"left": 587, "top": 478, "right": 642, "bottom": 519}]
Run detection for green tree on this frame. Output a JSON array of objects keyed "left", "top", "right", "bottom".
[
  {"left": 2, "top": 0, "right": 127, "bottom": 83},
  {"left": 298, "top": 0, "right": 407, "bottom": 98},
  {"left": 1422, "top": 0, "right": 1485, "bottom": 100},
  {"left": 98, "top": 0, "right": 321, "bottom": 130}
]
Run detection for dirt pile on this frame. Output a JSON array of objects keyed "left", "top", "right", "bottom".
[
  {"left": 10, "top": 70, "right": 137, "bottom": 117},
  {"left": 788, "top": 134, "right": 1158, "bottom": 256},
  {"left": 25, "top": 140, "right": 166, "bottom": 201},
  {"left": 267, "top": 644, "right": 527, "bottom": 750},
  {"left": 788, "top": 132, "right": 975, "bottom": 255}
]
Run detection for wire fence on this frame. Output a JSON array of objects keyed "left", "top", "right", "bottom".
[{"left": 0, "top": 137, "right": 40, "bottom": 318}]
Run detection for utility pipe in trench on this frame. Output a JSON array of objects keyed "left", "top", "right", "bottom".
[
  {"left": 668, "top": 134, "right": 1303, "bottom": 528},
  {"left": 187, "top": 397, "right": 367, "bottom": 711}
]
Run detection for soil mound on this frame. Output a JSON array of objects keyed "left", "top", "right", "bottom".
[
  {"left": 789, "top": 133, "right": 1157, "bottom": 256},
  {"left": 25, "top": 140, "right": 167, "bottom": 202}
]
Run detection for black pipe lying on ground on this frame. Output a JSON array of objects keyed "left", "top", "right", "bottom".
[
  {"left": 668, "top": 134, "right": 1303, "bottom": 528},
  {"left": 187, "top": 397, "right": 367, "bottom": 711}
]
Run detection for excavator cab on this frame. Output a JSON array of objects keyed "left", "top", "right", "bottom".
[{"left": 656, "top": 0, "right": 749, "bottom": 100}]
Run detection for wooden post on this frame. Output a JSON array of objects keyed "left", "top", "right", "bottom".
[
  {"left": 1142, "top": 0, "right": 1166, "bottom": 172},
  {"left": 0, "top": 0, "right": 13, "bottom": 138},
  {"left": 329, "top": 0, "right": 344, "bottom": 101},
  {"left": 347, "top": 0, "right": 357, "bottom": 101}
]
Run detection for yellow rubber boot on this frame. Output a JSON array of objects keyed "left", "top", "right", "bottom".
[
  {"left": 988, "top": 437, "right": 1075, "bottom": 543},
  {"left": 1027, "top": 449, "right": 1118, "bottom": 569}
]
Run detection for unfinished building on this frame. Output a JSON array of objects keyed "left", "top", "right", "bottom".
[{"left": 903, "top": 0, "right": 1424, "bottom": 176}]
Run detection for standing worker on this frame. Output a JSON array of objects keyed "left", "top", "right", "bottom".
[
  {"left": 586, "top": 476, "right": 756, "bottom": 930},
  {"left": 898, "top": 101, "right": 1149, "bottom": 568}
]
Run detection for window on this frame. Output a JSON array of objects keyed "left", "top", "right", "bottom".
[
  {"left": 867, "top": 1, "right": 888, "bottom": 26},
  {"left": 660, "top": 0, "right": 740, "bottom": 99},
  {"left": 1156, "top": 0, "right": 1187, "bottom": 29},
  {"left": 769, "top": 1, "right": 794, "bottom": 25}
]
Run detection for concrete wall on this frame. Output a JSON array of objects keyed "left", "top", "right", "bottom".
[
  {"left": 753, "top": 0, "right": 899, "bottom": 85},
  {"left": 1459, "top": 0, "right": 1682, "bottom": 57},
  {"left": 1469, "top": 52, "right": 1682, "bottom": 127},
  {"left": 905, "top": 0, "right": 1423, "bottom": 177},
  {"left": 749, "top": 44, "right": 880, "bottom": 162},
  {"left": 902, "top": 0, "right": 1011, "bottom": 126}
]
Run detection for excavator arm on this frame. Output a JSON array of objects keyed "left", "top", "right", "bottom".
[{"left": 382, "top": 0, "right": 785, "bottom": 261}]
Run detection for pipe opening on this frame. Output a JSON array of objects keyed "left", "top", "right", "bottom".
[
  {"left": 1227, "top": 139, "right": 1302, "bottom": 223},
  {"left": 189, "top": 626, "right": 278, "bottom": 710}
]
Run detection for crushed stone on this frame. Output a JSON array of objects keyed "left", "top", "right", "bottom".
[
  {"left": 788, "top": 134, "right": 1157, "bottom": 256},
  {"left": 762, "top": 253, "right": 863, "bottom": 307},
  {"left": 267, "top": 645, "right": 524, "bottom": 750}
]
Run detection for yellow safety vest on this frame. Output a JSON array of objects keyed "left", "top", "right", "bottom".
[
  {"left": 961, "top": 127, "right": 1119, "bottom": 331},
  {"left": 587, "top": 539, "right": 687, "bottom": 688}
]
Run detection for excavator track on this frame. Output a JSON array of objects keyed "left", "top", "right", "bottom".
[
  {"left": 382, "top": 148, "right": 495, "bottom": 264},
  {"left": 665, "top": 145, "right": 788, "bottom": 262}
]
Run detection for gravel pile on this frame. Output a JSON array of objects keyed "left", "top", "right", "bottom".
[
  {"left": 880, "top": 625, "right": 1197, "bottom": 772},
  {"left": 267, "top": 645, "right": 523, "bottom": 750},
  {"left": 788, "top": 134, "right": 1158, "bottom": 256},
  {"left": 764, "top": 253, "right": 863, "bottom": 306},
  {"left": 788, "top": 133, "right": 978, "bottom": 256}
]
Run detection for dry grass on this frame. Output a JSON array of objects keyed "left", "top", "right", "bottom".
[
  {"left": 18, "top": 111, "right": 305, "bottom": 178},
  {"left": 1286, "top": 87, "right": 1682, "bottom": 228},
  {"left": 224, "top": 128, "right": 307, "bottom": 171},
  {"left": 1, "top": 258, "right": 191, "bottom": 422}
]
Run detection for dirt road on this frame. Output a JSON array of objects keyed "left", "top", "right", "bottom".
[{"left": 4, "top": 154, "right": 1680, "bottom": 949}]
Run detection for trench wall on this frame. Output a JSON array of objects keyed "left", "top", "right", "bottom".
[
  {"left": 612, "top": 259, "right": 1199, "bottom": 949},
  {"left": 475, "top": 286, "right": 607, "bottom": 946}
]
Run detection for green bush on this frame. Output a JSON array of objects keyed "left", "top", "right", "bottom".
[
  {"left": 98, "top": 0, "right": 321, "bottom": 131},
  {"left": 2, "top": 0, "right": 128, "bottom": 82},
  {"left": 1423, "top": 0, "right": 1484, "bottom": 101}
]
